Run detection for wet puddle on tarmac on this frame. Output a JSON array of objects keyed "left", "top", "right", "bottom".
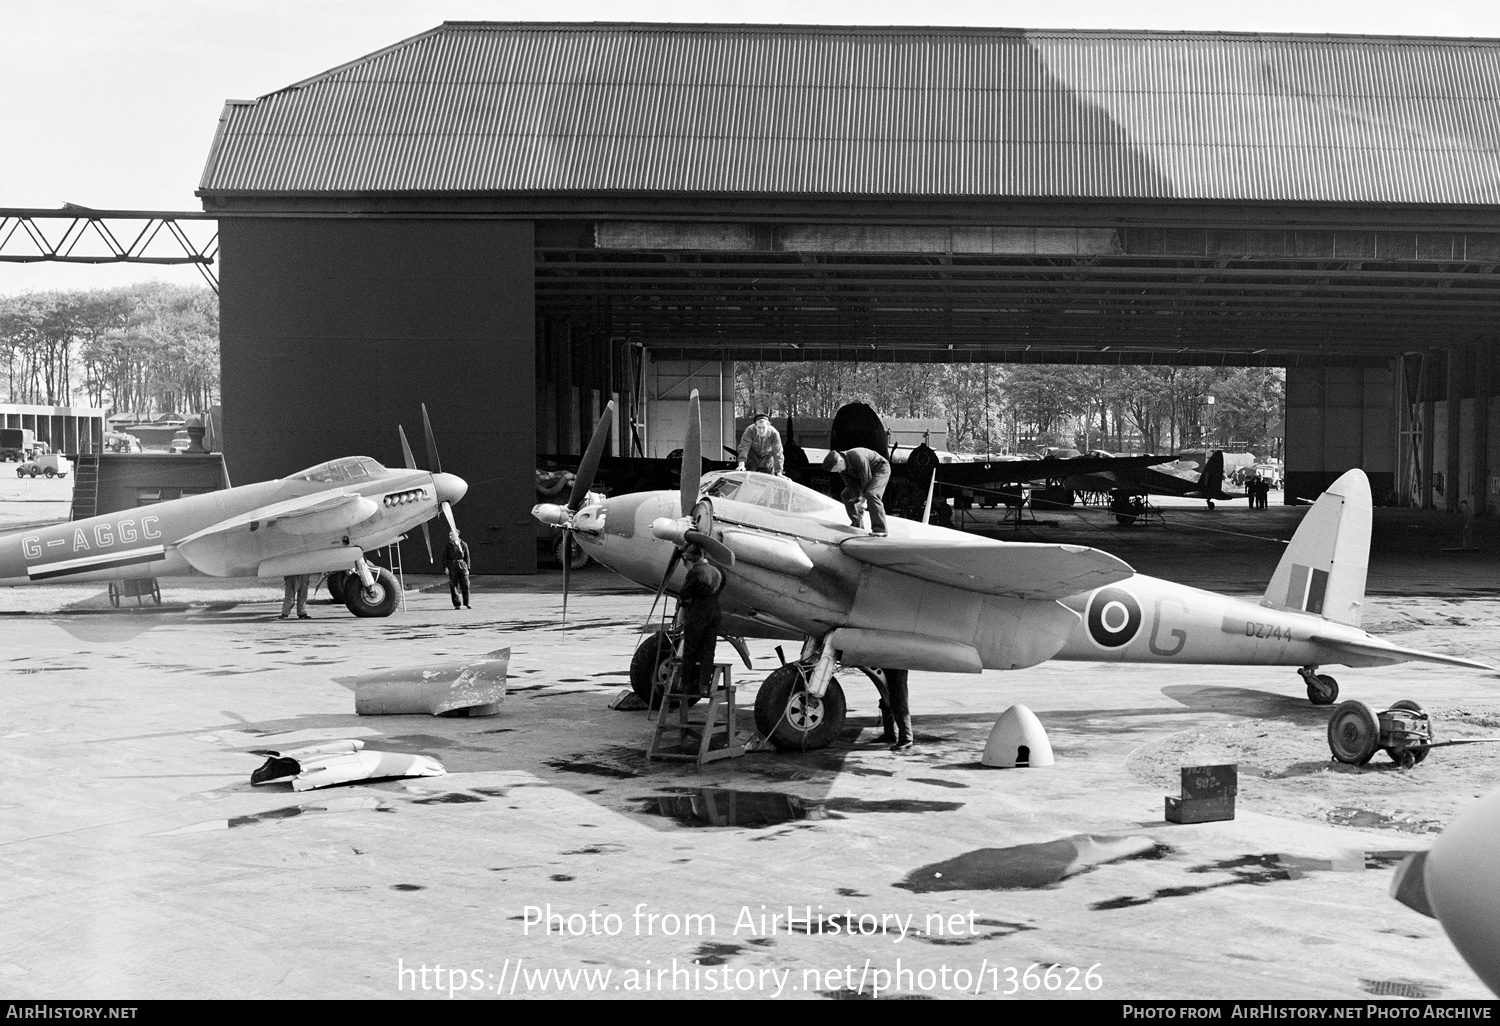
[
  {"left": 1326, "top": 807, "right": 1444, "bottom": 833},
  {"left": 636, "top": 788, "right": 965, "bottom": 828},
  {"left": 1089, "top": 850, "right": 1419, "bottom": 910},
  {"left": 897, "top": 835, "right": 1165, "bottom": 892}
]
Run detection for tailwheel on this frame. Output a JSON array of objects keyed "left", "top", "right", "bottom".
[
  {"left": 753, "top": 663, "right": 847, "bottom": 752},
  {"left": 1304, "top": 673, "right": 1338, "bottom": 706},
  {"left": 344, "top": 567, "right": 400, "bottom": 617}
]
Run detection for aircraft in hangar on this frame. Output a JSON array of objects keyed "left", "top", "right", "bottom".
[
  {"left": 0, "top": 411, "right": 467, "bottom": 617},
  {"left": 535, "top": 393, "right": 1488, "bottom": 751},
  {"left": 931, "top": 448, "right": 1245, "bottom": 512}
]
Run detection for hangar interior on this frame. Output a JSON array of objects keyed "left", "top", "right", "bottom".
[{"left": 197, "top": 22, "right": 1500, "bottom": 572}]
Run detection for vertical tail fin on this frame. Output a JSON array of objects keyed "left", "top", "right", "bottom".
[
  {"left": 1261, "top": 469, "right": 1372, "bottom": 626},
  {"left": 1198, "top": 450, "right": 1225, "bottom": 497}
]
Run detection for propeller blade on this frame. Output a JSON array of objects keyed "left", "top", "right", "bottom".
[
  {"left": 569, "top": 399, "right": 616, "bottom": 511},
  {"left": 642, "top": 546, "right": 683, "bottom": 631},
  {"left": 421, "top": 403, "right": 443, "bottom": 475},
  {"left": 683, "top": 529, "right": 735, "bottom": 568},
  {"left": 679, "top": 390, "right": 701, "bottom": 517},
  {"left": 398, "top": 425, "right": 417, "bottom": 470},
  {"left": 420, "top": 519, "right": 434, "bottom": 564},
  {"left": 440, "top": 501, "right": 457, "bottom": 534}
]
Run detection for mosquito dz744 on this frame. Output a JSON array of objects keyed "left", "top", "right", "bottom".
[{"left": 535, "top": 392, "right": 1488, "bottom": 752}]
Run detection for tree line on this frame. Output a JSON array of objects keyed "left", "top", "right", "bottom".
[
  {"left": 0, "top": 283, "right": 219, "bottom": 415},
  {"left": 736, "top": 362, "right": 1285, "bottom": 457}
]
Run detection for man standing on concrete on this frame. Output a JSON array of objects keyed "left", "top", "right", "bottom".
[
  {"left": 880, "top": 669, "right": 914, "bottom": 752},
  {"left": 444, "top": 529, "right": 472, "bottom": 609},
  {"left": 737, "top": 412, "right": 784, "bottom": 475},
  {"left": 676, "top": 544, "right": 725, "bottom": 696},
  {"left": 823, "top": 447, "right": 891, "bottom": 536},
  {"left": 279, "top": 574, "right": 309, "bottom": 620}
]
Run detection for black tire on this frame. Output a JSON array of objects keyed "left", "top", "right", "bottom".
[
  {"left": 1328, "top": 700, "right": 1381, "bottom": 766},
  {"left": 629, "top": 630, "right": 678, "bottom": 705},
  {"left": 555, "top": 535, "right": 589, "bottom": 570},
  {"left": 344, "top": 567, "right": 400, "bottom": 617},
  {"left": 1388, "top": 699, "right": 1431, "bottom": 764},
  {"left": 14, "top": 468, "right": 23, "bottom": 478},
  {"left": 43, "top": 467, "right": 55, "bottom": 478},
  {"left": 1306, "top": 673, "right": 1339, "bottom": 705},
  {"left": 753, "top": 664, "right": 847, "bottom": 752},
  {"left": 324, "top": 570, "right": 350, "bottom": 603}
]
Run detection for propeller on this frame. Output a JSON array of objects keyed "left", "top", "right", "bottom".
[
  {"left": 639, "top": 390, "right": 734, "bottom": 635},
  {"left": 397, "top": 425, "right": 434, "bottom": 563},
  {"left": 421, "top": 403, "right": 459, "bottom": 537},
  {"left": 531, "top": 400, "right": 616, "bottom": 627}
]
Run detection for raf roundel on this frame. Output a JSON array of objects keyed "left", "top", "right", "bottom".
[{"left": 1087, "top": 587, "right": 1141, "bottom": 648}]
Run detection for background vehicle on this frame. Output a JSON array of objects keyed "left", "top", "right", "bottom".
[
  {"left": 15, "top": 454, "right": 71, "bottom": 479},
  {"left": 0, "top": 428, "right": 36, "bottom": 462}
]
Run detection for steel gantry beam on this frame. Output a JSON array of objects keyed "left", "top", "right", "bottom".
[{"left": 0, "top": 205, "right": 219, "bottom": 292}]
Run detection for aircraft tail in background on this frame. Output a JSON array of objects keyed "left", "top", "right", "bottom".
[
  {"left": 1260, "top": 469, "right": 1372, "bottom": 627},
  {"left": 1196, "top": 450, "right": 1225, "bottom": 497}
]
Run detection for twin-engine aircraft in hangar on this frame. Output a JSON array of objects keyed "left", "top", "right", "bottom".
[
  {"left": 0, "top": 412, "right": 467, "bottom": 617},
  {"left": 536, "top": 393, "right": 1489, "bottom": 751}
]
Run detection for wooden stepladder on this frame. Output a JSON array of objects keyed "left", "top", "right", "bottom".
[{"left": 647, "top": 661, "right": 746, "bottom": 767}]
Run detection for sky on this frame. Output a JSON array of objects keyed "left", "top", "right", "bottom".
[{"left": 5, "top": 0, "right": 1500, "bottom": 294}]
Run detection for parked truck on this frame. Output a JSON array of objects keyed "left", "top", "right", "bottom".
[{"left": 0, "top": 428, "right": 36, "bottom": 462}]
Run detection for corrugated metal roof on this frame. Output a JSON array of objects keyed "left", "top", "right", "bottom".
[{"left": 198, "top": 22, "right": 1500, "bottom": 203}]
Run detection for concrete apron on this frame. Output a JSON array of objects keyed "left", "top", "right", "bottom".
[{"left": 0, "top": 578, "right": 1495, "bottom": 1000}]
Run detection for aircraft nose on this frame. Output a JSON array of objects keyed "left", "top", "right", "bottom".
[{"left": 434, "top": 472, "right": 468, "bottom": 506}]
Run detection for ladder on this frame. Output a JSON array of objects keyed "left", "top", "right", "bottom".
[
  {"left": 647, "top": 661, "right": 746, "bottom": 767},
  {"left": 70, "top": 453, "right": 100, "bottom": 520}
]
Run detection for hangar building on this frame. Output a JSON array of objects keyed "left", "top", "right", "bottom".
[{"left": 197, "top": 22, "right": 1500, "bottom": 572}]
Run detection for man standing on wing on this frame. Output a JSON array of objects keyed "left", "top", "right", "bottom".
[{"left": 823, "top": 447, "right": 891, "bottom": 536}]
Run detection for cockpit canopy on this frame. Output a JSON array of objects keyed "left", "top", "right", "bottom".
[
  {"left": 288, "top": 457, "right": 389, "bottom": 483},
  {"left": 703, "top": 471, "right": 845, "bottom": 517}
]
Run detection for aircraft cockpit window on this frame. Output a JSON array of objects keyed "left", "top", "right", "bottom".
[
  {"left": 289, "top": 460, "right": 346, "bottom": 483},
  {"left": 789, "top": 482, "right": 845, "bottom": 515},
  {"left": 289, "top": 457, "right": 386, "bottom": 484},
  {"left": 720, "top": 474, "right": 791, "bottom": 511},
  {"left": 704, "top": 473, "right": 743, "bottom": 501}
]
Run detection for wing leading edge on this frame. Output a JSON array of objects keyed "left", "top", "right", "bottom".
[{"left": 840, "top": 536, "right": 1134, "bottom": 600}]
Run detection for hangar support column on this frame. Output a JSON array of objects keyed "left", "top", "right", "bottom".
[
  {"left": 218, "top": 217, "right": 537, "bottom": 574},
  {"left": 1446, "top": 346, "right": 1463, "bottom": 512}
]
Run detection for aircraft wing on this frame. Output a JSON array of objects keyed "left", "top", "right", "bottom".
[
  {"left": 936, "top": 453, "right": 1168, "bottom": 489},
  {"left": 840, "top": 536, "right": 1134, "bottom": 600},
  {"left": 175, "top": 491, "right": 381, "bottom": 576}
]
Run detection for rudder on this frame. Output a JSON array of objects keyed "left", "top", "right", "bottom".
[{"left": 1261, "top": 469, "right": 1371, "bottom": 626}]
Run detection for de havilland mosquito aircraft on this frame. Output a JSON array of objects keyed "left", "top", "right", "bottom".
[
  {"left": 536, "top": 392, "right": 1488, "bottom": 752},
  {"left": 0, "top": 410, "right": 466, "bottom": 617}
]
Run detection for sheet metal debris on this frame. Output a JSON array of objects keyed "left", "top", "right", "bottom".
[
  {"left": 345, "top": 648, "right": 510, "bottom": 716},
  {"left": 250, "top": 739, "right": 445, "bottom": 791}
]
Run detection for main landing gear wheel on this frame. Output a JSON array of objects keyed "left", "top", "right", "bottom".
[
  {"left": 1306, "top": 673, "right": 1339, "bottom": 705},
  {"left": 753, "top": 663, "right": 847, "bottom": 752},
  {"left": 555, "top": 535, "right": 589, "bottom": 570},
  {"left": 1327, "top": 700, "right": 1381, "bottom": 766},
  {"left": 344, "top": 567, "right": 400, "bottom": 617},
  {"left": 628, "top": 630, "right": 696, "bottom": 710},
  {"left": 324, "top": 570, "right": 351, "bottom": 603}
]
